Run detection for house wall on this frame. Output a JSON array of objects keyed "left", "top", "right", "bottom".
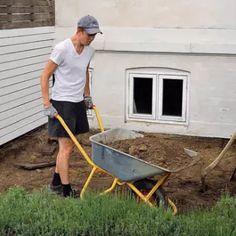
[
  {"left": 90, "top": 52, "right": 236, "bottom": 138},
  {"left": 0, "top": 27, "right": 54, "bottom": 145},
  {"left": 54, "top": 0, "right": 236, "bottom": 138},
  {"left": 55, "top": 0, "right": 236, "bottom": 29}
]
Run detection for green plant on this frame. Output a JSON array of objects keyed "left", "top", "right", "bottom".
[{"left": 0, "top": 187, "right": 235, "bottom": 236}]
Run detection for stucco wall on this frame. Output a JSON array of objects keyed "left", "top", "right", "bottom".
[
  {"left": 90, "top": 52, "right": 236, "bottom": 138},
  {"left": 54, "top": 0, "right": 236, "bottom": 138},
  {"left": 55, "top": 0, "right": 236, "bottom": 29}
]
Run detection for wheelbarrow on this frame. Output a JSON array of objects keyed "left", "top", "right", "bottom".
[
  {"left": 89, "top": 127, "right": 177, "bottom": 211},
  {"left": 55, "top": 106, "right": 199, "bottom": 215}
]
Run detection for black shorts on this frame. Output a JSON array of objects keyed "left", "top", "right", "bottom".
[{"left": 48, "top": 100, "right": 89, "bottom": 138}]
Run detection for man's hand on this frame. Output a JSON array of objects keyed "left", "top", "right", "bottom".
[
  {"left": 84, "top": 96, "right": 93, "bottom": 109},
  {"left": 44, "top": 105, "right": 58, "bottom": 118}
]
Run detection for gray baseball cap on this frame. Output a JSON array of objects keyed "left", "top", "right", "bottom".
[{"left": 77, "top": 15, "right": 102, "bottom": 34}]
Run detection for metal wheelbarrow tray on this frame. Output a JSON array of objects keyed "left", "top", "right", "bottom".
[
  {"left": 90, "top": 128, "right": 172, "bottom": 208},
  {"left": 90, "top": 128, "right": 170, "bottom": 182}
]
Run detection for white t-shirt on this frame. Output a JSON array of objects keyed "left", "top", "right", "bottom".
[{"left": 50, "top": 38, "right": 95, "bottom": 102}]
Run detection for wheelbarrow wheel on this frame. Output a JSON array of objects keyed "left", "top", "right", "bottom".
[{"left": 132, "top": 178, "right": 168, "bottom": 209}]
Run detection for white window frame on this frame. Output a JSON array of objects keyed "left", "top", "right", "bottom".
[
  {"left": 158, "top": 74, "right": 188, "bottom": 122},
  {"left": 128, "top": 73, "right": 157, "bottom": 120},
  {"left": 126, "top": 70, "right": 189, "bottom": 124}
]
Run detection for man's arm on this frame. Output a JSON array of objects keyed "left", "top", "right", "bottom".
[
  {"left": 83, "top": 64, "right": 94, "bottom": 109},
  {"left": 40, "top": 60, "right": 58, "bottom": 108},
  {"left": 84, "top": 64, "right": 90, "bottom": 97}
]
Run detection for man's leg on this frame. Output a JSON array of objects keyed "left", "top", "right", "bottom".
[
  {"left": 51, "top": 155, "right": 61, "bottom": 188},
  {"left": 56, "top": 137, "right": 74, "bottom": 196}
]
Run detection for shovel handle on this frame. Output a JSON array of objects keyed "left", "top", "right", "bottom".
[{"left": 202, "top": 131, "right": 236, "bottom": 178}]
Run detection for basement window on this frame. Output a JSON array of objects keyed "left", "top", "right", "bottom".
[
  {"left": 162, "top": 79, "right": 183, "bottom": 116},
  {"left": 133, "top": 77, "right": 152, "bottom": 114},
  {"left": 127, "top": 72, "right": 188, "bottom": 123},
  {"left": 128, "top": 74, "right": 156, "bottom": 120}
]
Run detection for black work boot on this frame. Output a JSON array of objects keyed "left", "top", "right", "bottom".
[
  {"left": 49, "top": 184, "right": 63, "bottom": 195},
  {"left": 62, "top": 184, "right": 80, "bottom": 198}
]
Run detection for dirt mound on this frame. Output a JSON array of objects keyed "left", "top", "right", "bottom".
[{"left": 105, "top": 134, "right": 198, "bottom": 171}]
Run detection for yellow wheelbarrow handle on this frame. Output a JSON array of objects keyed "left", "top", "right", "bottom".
[
  {"left": 55, "top": 113, "right": 95, "bottom": 166},
  {"left": 92, "top": 105, "right": 104, "bottom": 132},
  {"left": 54, "top": 105, "right": 104, "bottom": 166}
]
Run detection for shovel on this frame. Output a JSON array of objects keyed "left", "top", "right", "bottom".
[{"left": 201, "top": 131, "right": 236, "bottom": 191}]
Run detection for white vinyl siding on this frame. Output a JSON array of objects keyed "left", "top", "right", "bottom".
[{"left": 0, "top": 27, "right": 54, "bottom": 146}]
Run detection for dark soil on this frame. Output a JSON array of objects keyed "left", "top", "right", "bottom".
[{"left": 0, "top": 126, "right": 235, "bottom": 214}]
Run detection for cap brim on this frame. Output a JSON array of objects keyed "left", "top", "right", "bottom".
[{"left": 85, "top": 28, "right": 103, "bottom": 34}]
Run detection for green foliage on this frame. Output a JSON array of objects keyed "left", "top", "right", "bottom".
[
  {"left": 177, "top": 194, "right": 236, "bottom": 236},
  {"left": 0, "top": 187, "right": 235, "bottom": 236}
]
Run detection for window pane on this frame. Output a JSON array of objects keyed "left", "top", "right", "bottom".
[
  {"left": 162, "top": 79, "right": 183, "bottom": 116},
  {"left": 133, "top": 77, "right": 152, "bottom": 114}
]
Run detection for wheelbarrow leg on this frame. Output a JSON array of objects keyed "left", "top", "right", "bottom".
[
  {"left": 146, "top": 173, "right": 170, "bottom": 201},
  {"left": 80, "top": 166, "right": 98, "bottom": 199},
  {"left": 128, "top": 173, "right": 177, "bottom": 215},
  {"left": 128, "top": 173, "right": 170, "bottom": 207},
  {"left": 100, "top": 178, "right": 119, "bottom": 195},
  {"left": 127, "top": 183, "right": 153, "bottom": 207},
  {"left": 167, "top": 199, "right": 177, "bottom": 215}
]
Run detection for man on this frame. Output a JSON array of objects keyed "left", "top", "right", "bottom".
[{"left": 40, "top": 15, "right": 102, "bottom": 197}]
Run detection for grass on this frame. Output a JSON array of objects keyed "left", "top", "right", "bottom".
[{"left": 0, "top": 187, "right": 235, "bottom": 236}]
